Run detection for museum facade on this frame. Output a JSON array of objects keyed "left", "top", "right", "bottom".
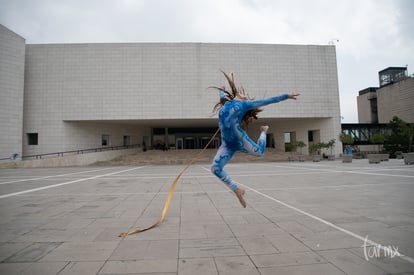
[{"left": 1, "top": 24, "right": 342, "bottom": 159}]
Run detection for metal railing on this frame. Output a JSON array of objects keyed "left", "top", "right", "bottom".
[{"left": 0, "top": 144, "right": 141, "bottom": 161}]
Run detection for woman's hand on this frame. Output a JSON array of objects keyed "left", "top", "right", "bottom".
[{"left": 288, "top": 93, "right": 300, "bottom": 100}]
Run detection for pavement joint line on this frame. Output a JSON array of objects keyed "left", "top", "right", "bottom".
[
  {"left": 0, "top": 166, "right": 144, "bottom": 199},
  {"left": 345, "top": 170, "right": 414, "bottom": 178},
  {"left": 239, "top": 181, "right": 414, "bottom": 265},
  {"left": 15, "top": 177, "right": 414, "bottom": 197},
  {"left": 27, "top": 170, "right": 337, "bottom": 181},
  {"left": 266, "top": 163, "right": 414, "bottom": 178},
  {"left": 0, "top": 167, "right": 117, "bottom": 185},
  {"left": 18, "top": 190, "right": 232, "bottom": 196}
]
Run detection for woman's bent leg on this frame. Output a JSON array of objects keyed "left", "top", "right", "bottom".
[{"left": 240, "top": 126, "right": 268, "bottom": 156}]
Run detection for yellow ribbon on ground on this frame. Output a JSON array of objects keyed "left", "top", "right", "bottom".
[{"left": 119, "top": 128, "right": 220, "bottom": 238}]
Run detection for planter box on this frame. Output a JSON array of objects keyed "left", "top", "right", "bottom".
[
  {"left": 288, "top": 156, "right": 296, "bottom": 162},
  {"left": 402, "top": 153, "right": 414, "bottom": 165},
  {"left": 298, "top": 155, "right": 306, "bottom": 162},
  {"left": 367, "top": 154, "right": 389, "bottom": 164},
  {"left": 288, "top": 155, "right": 307, "bottom": 162},
  {"left": 312, "top": 155, "right": 321, "bottom": 162},
  {"left": 342, "top": 155, "right": 353, "bottom": 163}
]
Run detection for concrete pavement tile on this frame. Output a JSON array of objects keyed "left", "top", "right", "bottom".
[
  {"left": 180, "top": 224, "right": 209, "bottom": 239},
  {"left": 39, "top": 217, "right": 93, "bottom": 230},
  {"left": 68, "top": 226, "right": 107, "bottom": 242},
  {"left": 19, "top": 262, "right": 69, "bottom": 275},
  {"left": 228, "top": 223, "right": 284, "bottom": 237},
  {"left": 397, "top": 224, "right": 414, "bottom": 233},
  {"left": 275, "top": 220, "right": 315, "bottom": 237},
  {"left": 99, "top": 259, "right": 177, "bottom": 274},
  {"left": 125, "top": 225, "right": 180, "bottom": 241},
  {"left": 318, "top": 248, "right": 387, "bottom": 274},
  {"left": 57, "top": 261, "right": 105, "bottom": 275},
  {"left": 0, "top": 228, "right": 31, "bottom": 242},
  {"left": 0, "top": 262, "right": 68, "bottom": 275},
  {"left": 180, "top": 223, "right": 235, "bottom": 240},
  {"left": 87, "top": 217, "right": 137, "bottom": 228},
  {"left": 250, "top": 251, "right": 326, "bottom": 268},
  {"left": 135, "top": 216, "right": 180, "bottom": 226},
  {"left": 259, "top": 263, "right": 346, "bottom": 275},
  {"left": 237, "top": 236, "right": 279, "bottom": 255},
  {"left": 294, "top": 216, "right": 342, "bottom": 233},
  {"left": 241, "top": 213, "right": 272, "bottom": 224},
  {"left": 178, "top": 258, "right": 218, "bottom": 275},
  {"left": 287, "top": 226, "right": 359, "bottom": 242},
  {"left": 301, "top": 234, "right": 363, "bottom": 250},
  {"left": 203, "top": 224, "right": 234, "bottom": 239},
  {"left": 265, "top": 234, "right": 310, "bottom": 252},
  {"left": 180, "top": 238, "right": 239, "bottom": 248},
  {"left": 0, "top": 242, "right": 31, "bottom": 261},
  {"left": 333, "top": 221, "right": 391, "bottom": 236},
  {"left": 328, "top": 215, "right": 377, "bottom": 225},
  {"left": 179, "top": 238, "right": 245, "bottom": 258},
  {"left": 0, "top": 262, "right": 31, "bottom": 274},
  {"left": 221, "top": 215, "right": 248, "bottom": 225},
  {"left": 40, "top": 241, "right": 119, "bottom": 261},
  {"left": 14, "top": 228, "right": 75, "bottom": 242},
  {"left": 181, "top": 213, "right": 224, "bottom": 225},
  {"left": 348, "top": 247, "right": 414, "bottom": 274},
  {"left": 101, "top": 273, "right": 176, "bottom": 275},
  {"left": 4, "top": 242, "right": 62, "bottom": 262},
  {"left": 109, "top": 239, "right": 178, "bottom": 260},
  {"left": 214, "top": 255, "right": 260, "bottom": 275},
  {"left": 94, "top": 227, "right": 135, "bottom": 241}
]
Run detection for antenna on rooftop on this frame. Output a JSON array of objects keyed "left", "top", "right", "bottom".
[{"left": 328, "top": 38, "right": 339, "bottom": 45}]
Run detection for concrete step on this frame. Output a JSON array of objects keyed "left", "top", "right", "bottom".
[{"left": 95, "top": 149, "right": 302, "bottom": 166}]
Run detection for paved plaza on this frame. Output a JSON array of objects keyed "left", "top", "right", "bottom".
[{"left": 0, "top": 159, "right": 413, "bottom": 274}]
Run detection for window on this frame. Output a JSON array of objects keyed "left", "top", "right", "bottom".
[
  {"left": 27, "top": 133, "right": 38, "bottom": 145},
  {"left": 102, "top": 134, "right": 110, "bottom": 146},
  {"left": 284, "top": 132, "right": 291, "bottom": 143}
]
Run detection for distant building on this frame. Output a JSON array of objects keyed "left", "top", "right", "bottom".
[
  {"left": 1, "top": 24, "right": 343, "bottom": 160},
  {"left": 357, "top": 67, "right": 414, "bottom": 124}
]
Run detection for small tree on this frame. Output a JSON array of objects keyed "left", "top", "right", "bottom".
[
  {"left": 339, "top": 133, "right": 353, "bottom": 145},
  {"left": 326, "top": 139, "right": 336, "bottom": 155},
  {"left": 295, "top": 141, "right": 306, "bottom": 155},
  {"left": 384, "top": 116, "right": 414, "bottom": 155},
  {"left": 309, "top": 143, "right": 322, "bottom": 155},
  {"left": 370, "top": 132, "right": 385, "bottom": 152},
  {"left": 285, "top": 143, "right": 295, "bottom": 152}
]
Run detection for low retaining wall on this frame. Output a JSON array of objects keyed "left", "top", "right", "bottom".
[
  {"left": 367, "top": 154, "right": 389, "bottom": 164},
  {"left": 342, "top": 155, "right": 353, "bottom": 163},
  {"left": 1, "top": 148, "right": 140, "bottom": 168},
  {"left": 403, "top": 153, "right": 414, "bottom": 165}
]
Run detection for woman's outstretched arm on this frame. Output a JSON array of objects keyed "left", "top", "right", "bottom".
[{"left": 242, "top": 93, "right": 299, "bottom": 109}]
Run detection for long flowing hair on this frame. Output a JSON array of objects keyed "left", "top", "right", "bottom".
[{"left": 212, "top": 71, "right": 262, "bottom": 129}]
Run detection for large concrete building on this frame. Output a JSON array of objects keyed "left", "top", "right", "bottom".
[
  {"left": 357, "top": 67, "right": 414, "bottom": 124},
  {"left": 0, "top": 25, "right": 342, "bottom": 160},
  {"left": 0, "top": 25, "right": 25, "bottom": 160}
]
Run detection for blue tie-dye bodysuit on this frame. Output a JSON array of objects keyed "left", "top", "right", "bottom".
[{"left": 211, "top": 93, "right": 289, "bottom": 191}]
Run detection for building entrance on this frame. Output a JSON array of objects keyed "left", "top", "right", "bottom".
[{"left": 152, "top": 127, "right": 220, "bottom": 150}]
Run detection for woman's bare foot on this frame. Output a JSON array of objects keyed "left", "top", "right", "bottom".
[
  {"left": 234, "top": 187, "right": 246, "bottom": 208},
  {"left": 260, "top": 125, "right": 269, "bottom": 133}
]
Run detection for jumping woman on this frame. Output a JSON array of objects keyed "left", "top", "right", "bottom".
[{"left": 211, "top": 72, "right": 300, "bottom": 207}]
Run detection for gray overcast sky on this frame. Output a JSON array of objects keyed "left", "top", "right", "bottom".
[{"left": 1, "top": 0, "right": 413, "bottom": 122}]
